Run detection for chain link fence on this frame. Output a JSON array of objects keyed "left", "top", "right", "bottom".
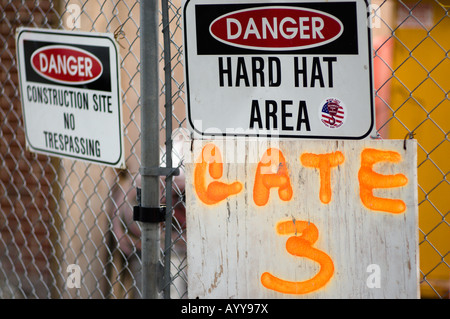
[{"left": 0, "top": 0, "right": 448, "bottom": 299}]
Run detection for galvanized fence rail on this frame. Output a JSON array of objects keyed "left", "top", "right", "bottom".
[{"left": 0, "top": 0, "right": 448, "bottom": 299}]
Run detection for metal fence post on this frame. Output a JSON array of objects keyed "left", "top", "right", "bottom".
[
  {"left": 161, "top": 0, "right": 173, "bottom": 299},
  {"left": 140, "top": 0, "right": 162, "bottom": 299}
]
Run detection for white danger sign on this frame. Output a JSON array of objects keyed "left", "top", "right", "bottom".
[
  {"left": 183, "top": 0, "right": 376, "bottom": 139},
  {"left": 16, "top": 28, "right": 125, "bottom": 168}
]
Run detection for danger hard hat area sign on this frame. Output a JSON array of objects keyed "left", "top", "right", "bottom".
[
  {"left": 16, "top": 28, "right": 125, "bottom": 168},
  {"left": 183, "top": 0, "right": 376, "bottom": 139}
]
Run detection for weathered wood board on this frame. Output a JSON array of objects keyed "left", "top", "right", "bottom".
[{"left": 185, "top": 139, "right": 419, "bottom": 298}]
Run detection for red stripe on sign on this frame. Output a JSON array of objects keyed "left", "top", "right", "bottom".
[{"left": 322, "top": 115, "right": 343, "bottom": 123}]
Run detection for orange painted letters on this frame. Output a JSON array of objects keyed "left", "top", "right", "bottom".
[
  {"left": 194, "top": 143, "right": 242, "bottom": 205},
  {"left": 253, "top": 148, "right": 293, "bottom": 206},
  {"left": 300, "top": 151, "right": 345, "bottom": 204},
  {"left": 358, "top": 148, "right": 408, "bottom": 214},
  {"left": 261, "top": 220, "right": 334, "bottom": 294},
  {"left": 193, "top": 143, "right": 409, "bottom": 213}
]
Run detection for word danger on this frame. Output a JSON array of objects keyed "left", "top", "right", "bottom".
[
  {"left": 223, "top": 16, "right": 325, "bottom": 41},
  {"left": 31, "top": 45, "right": 102, "bottom": 84},
  {"left": 210, "top": 6, "right": 343, "bottom": 50}
]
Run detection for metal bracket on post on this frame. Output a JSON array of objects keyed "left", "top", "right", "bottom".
[
  {"left": 139, "top": 166, "right": 180, "bottom": 178},
  {"left": 133, "top": 199, "right": 165, "bottom": 223},
  {"left": 133, "top": 166, "right": 180, "bottom": 223}
]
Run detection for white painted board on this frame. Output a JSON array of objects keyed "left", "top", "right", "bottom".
[{"left": 185, "top": 139, "right": 419, "bottom": 298}]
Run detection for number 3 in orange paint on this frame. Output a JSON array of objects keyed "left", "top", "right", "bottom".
[
  {"left": 261, "top": 220, "right": 334, "bottom": 294},
  {"left": 194, "top": 143, "right": 243, "bottom": 205}
]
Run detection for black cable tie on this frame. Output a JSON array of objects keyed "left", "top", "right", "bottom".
[{"left": 133, "top": 205, "right": 166, "bottom": 223}]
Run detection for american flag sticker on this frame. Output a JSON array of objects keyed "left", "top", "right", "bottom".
[{"left": 320, "top": 98, "right": 345, "bottom": 129}]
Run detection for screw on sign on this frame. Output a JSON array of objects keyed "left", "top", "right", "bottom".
[{"left": 193, "top": 143, "right": 409, "bottom": 294}]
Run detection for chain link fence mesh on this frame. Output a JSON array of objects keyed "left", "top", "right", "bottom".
[{"left": 0, "top": 0, "right": 448, "bottom": 299}]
